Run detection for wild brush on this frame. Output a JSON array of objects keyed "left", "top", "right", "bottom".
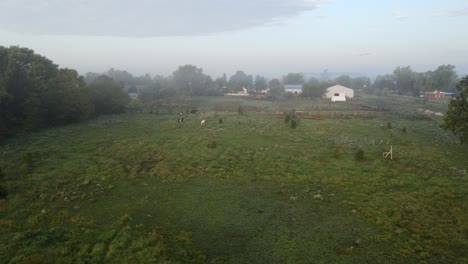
[{"left": 354, "top": 148, "right": 365, "bottom": 161}]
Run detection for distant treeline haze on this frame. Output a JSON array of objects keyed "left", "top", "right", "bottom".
[{"left": 0, "top": 46, "right": 461, "bottom": 138}]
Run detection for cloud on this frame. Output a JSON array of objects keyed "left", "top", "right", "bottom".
[
  {"left": 392, "top": 7, "right": 468, "bottom": 20},
  {"left": 0, "top": 0, "right": 323, "bottom": 37},
  {"left": 430, "top": 8, "right": 468, "bottom": 17}
]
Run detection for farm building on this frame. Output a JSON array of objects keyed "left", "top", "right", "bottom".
[
  {"left": 325, "top": 85, "right": 354, "bottom": 99},
  {"left": 285, "top": 85, "right": 303, "bottom": 94},
  {"left": 421, "top": 90, "right": 446, "bottom": 99},
  {"left": 254, "top": 89, "right": 268, "bottom": 99},
  {"left": 225, "top": 88, "right": 250, "bottom": 97}
]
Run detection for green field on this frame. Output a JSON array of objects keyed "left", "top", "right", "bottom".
[{"left": 0, "top": 96, "right": 467, "bottom": 263}]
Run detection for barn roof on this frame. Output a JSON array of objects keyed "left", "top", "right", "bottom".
[
  {"left": 284, "top": 84, "right": 303, "bottom": 91},
  {"left": 326, "top": 85, "right": 353, "bottom": 91}
]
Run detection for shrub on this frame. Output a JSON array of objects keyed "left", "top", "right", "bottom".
[
  {"left": 354, "top": 149, "right": 365, "bottom": 161},
  {"left": 207, "top": 141, "right": 217, "bottom": 149},
  {"left": 290, "top": 119, "right": 297, "bottom": 129},
  {"left": 333, "top": 147, "right": 341, "bottom": 159},
  {"left": 237, "top": 106, "right": 244, "bottom": 115},
  {"left": 284, "top": 113, "right": 291, "bottom": 123},
  {"left": 402, "top": 127, "right": 407, "bottom": 133},
  {"left": 386, "top": 122, "right": 392, "bottom": 129}
]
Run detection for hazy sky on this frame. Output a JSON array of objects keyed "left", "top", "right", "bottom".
[{"left": 1, "top": 0, "right": 467, "bottom": 79}]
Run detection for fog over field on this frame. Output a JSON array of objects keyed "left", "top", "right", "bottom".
[{"left": 0, "top": 0, "right": 467, "bottom": 78}]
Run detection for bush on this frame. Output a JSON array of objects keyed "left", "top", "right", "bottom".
[
  {"left": 237, "top": 106, "right": 244, "bottom": 115},
  {"left": 290, "top": 119, "right": 297, "bottom": 129},
  {"left": 284, "top": 113, "right": 291, "bottom": 123},
  {"left": 354, "top": 149, "right": 365, "bottom": 161},
  {"left": 402, "top": 127, "right": 407, "bottom": 133},
  {"left": 333, "top": 147, "right": 341, "bottom": 159},
  {"left": 386, "top": 122, "right": 392, "bottom": 129},
  {"left": 207, "top": 141, "right": 217, "bottom": 149}
]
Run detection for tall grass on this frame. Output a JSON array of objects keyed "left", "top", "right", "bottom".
[{"left": 0, "top": 96, "right": 466, "bottom": 263}]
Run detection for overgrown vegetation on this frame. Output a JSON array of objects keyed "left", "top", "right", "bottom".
[
  {"left": 0, "top": 96, "right": 466, "bottom": 263},
  {"left": 1, "top": 45, "right": 467, "bottom": 263},
  {"left": 354, "top": 148, "right": 365, "bottom": 161},
  {"left": 0, "top": 46, "right": 127, "bottom": 139}
]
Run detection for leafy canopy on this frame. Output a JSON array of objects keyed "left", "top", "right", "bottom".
[{"left": 443, "top": 76, "right": 468, "bottom": 143}]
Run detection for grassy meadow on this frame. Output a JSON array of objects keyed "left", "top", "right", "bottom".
[{"left": 0, "top": 96, "right": 467, "bottom": 263}]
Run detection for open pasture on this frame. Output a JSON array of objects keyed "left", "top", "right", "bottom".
[{"left": 0, "top": 96, "right": 466, "bottom": 263}]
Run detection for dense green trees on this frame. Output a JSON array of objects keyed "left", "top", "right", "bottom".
[
  {"left": 432, "top": 65, "right": 458, "bottom": 91},
  {"left": 47, "top": 69, "right": 94, "bottom": 123},
  {"left": 268, "top": 78, "right": 284, "bottom": 98},
  {"left": 373, "top": 65, "right": 459, "bottom": 96},
  {"left": 0, "top": 46, "right": 98, "bottom": 138},
  {"left": 227, "top": 70, "right": 253, "bottom": 92},
  {"left": 302, "top": 78, "right": 326, "bottom": 98},
  {"left": 334, "top": 75, "right": 352, "bottom": 88},
  {"left": 0, "top": 46, "right": 133, "bottom": 139},
  {"left": 443, "top": 76, "right": 468, "bottom": 143},
  {"left": 89, "top": 75, "right": 128, "bottom": 115},
  {"left": 283, "top": 73, "right": 304, "bottom": 85},
  {"left": 254, "top": 75, "right": 268, "bottom": 91}
]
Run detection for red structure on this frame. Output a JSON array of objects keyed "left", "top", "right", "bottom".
[
  {"left": 254, "top": 92, "right": 267, "bottom": 100},
  {"left": 424, "top": 90, "right": 445, "bottom": 99}
]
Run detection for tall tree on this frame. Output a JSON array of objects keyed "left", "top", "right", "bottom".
[
  {"left": 431, "top": 65, "right": 458, "bottom": 91},
  {"left": 106, "top": 68, "right": 135, "bottom": 85},
  {"left": 334, "top": 75, "right": 352, "bottom": 87},
  {"left": 302, "top": 77, "right": 325, "bottom": 98},
  {"left": 89, "top": 75, "right": 129, "bottom": 114},
  {"left": 227, "top": 70, "right": 250, "bottom": 92},
  {"left": 171, "top": 64, "right": 208, "bottom": 96},
  {"left": 254, "top": 75, "right": 268, "bottom": 91},
  {"left": 394, "top": 66, "right": 417, "bottom": 96},
  {"left": 351, "top": 77, "right": 371, "bottom": 91},
  {"left": 443, "top": 76, "right": 468, "bottom": 143},
  {"left": 373, "top": 74, "right": 396, "bottom": 91},
  {"left": 0, "top": 46, "right": 58, "bottom": 132},
  {"left": 283, "top": 73, "right": 304, "bottom": 85},
  {"left": 215, "top": 74, "right": 227, "bottom": 89},
  {"left": 268, "top": 78, "right": 284, "bottom": 98},
  {"left": 415, "top": 71, "right": 435, "bottom": 92},
  {"left": 46, "top": 69, "right": 94, "bottom": 123}
]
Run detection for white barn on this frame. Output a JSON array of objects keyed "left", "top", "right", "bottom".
[
  {"left": 325, "top": 85, "right": 354, "bottom": 99},
  {"left": 285, "top": 84, "right": 303, "bottom": 95}
]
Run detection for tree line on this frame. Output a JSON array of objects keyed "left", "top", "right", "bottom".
[
  {"left": 0, "top": 46, "right": 128, "bottom": 139},
  {"left": 1, "top": 46, "right": 466, "bottom": 141},
  {"left": 373, "top": 65, "right": 459, "bottom": 96}
]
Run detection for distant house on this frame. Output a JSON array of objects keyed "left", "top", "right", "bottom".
[
  {"left": 285, "top": 84, "right": 303, "bottom": 94},
  {"left": 422, "top": 90, "right": 446, "bottom": 99},
  {"left": 254, "top": 89, "right": 268, "bottom": 100},
  {"left": 325, "top": 85, "right": 354, "bottom": 99},
  {"left": 225, "top": 87, "right": 250, "bottom": 97}
]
